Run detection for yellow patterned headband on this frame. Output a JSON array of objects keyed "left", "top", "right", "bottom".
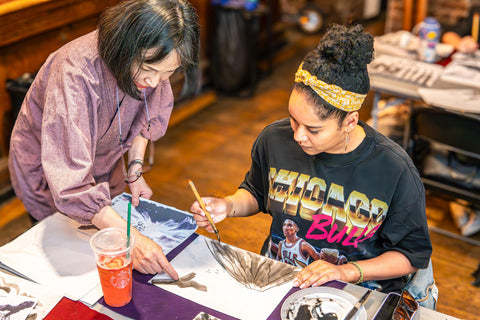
[{"left": 294, "top": 63, "right": 367, "bottom": 112}]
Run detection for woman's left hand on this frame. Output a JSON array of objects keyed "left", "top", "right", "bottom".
[
  {"left": 128, "top": 177, "right": 153, "bottom": 207},
  {"left": 293, "top": 260, "right": 346, "bottom": 288}
]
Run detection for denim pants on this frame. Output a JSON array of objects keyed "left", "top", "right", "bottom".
[
  {"left": 362, "top": 259, "right": 438, "bottom": 310},
  {"left": 405, "top": 259, "right": 438, "bottom": 310}
]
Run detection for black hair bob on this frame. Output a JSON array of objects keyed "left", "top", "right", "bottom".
[{"left": 98, "top": 0, "right": 200, "bottom": 100}]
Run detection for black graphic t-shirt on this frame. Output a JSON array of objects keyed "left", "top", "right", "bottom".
[{"left": 239, "top": 118, "right": 432, "bottom": 293}]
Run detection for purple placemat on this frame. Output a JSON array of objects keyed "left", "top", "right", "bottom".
[
  {"left": 99, "top": 233, "right": 239, "bottom": 320},
  {"left": 100, "top": 233, "right": 346, "bottom": 320},
  {"left": 107, "top": 271, "right": 238, "bottom": 320}
]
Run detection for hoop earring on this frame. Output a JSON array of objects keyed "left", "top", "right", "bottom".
[{"left": 345, "top": 130, "right": 350, "bottom": 152}]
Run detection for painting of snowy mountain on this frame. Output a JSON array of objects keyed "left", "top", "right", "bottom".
[{"left": 111, "top": 193, "right": 198, "bottom": 255}]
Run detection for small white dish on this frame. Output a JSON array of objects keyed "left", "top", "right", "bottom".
[
  {"left": 436, "top": 43, "right": 454, "bottom": 58},
  {"left": 280, "top": 287, "right": 368, "bottom": 320}
]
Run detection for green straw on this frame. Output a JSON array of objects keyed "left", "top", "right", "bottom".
[{"left": 127, "top": 202, "right": 132, "bottom": 258}]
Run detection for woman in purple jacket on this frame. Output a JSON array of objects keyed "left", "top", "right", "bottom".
[{"left": 9, "top": 0, "right": 200, "bottom": 280}]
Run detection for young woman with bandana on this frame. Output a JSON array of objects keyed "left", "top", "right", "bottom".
[
  {"left": 9, "top": 0, "right": 200, "bottom": 280},
  {"left": 191, "top": 24, "right": 436, "bottom": 308}
]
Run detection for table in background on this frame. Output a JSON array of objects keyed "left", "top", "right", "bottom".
[{"left": 368, "top": 52, "right": 480, "bottom": 148}]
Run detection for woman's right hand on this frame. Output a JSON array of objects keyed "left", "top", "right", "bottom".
[
  {"left": 190, "top": 197, "right": 230, "bottom": 232},
  {"left": 92, "top": 205, "right": 179, "bottom": 279},
  {"left": 131, "top": 230, "right": 178, "bottom": 279}
]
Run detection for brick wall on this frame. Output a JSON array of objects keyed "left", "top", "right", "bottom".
[{"left": 385, "top": 0, "right": 474, "bottom": 32}]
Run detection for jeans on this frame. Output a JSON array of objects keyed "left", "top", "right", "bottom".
[
  {"left": 362, "top": 259, "right": 438, "bottom": 310},
  {"left": 405, "top": 259, "right": 438, "bottom": 310}
]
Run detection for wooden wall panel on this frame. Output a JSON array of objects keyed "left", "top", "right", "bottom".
[
  {"left": 0, "top": 0, "right": 121, "bottom": 157},
  {"left": 0, "top": 0, "right": 120, "bottom": 47},
  {"left": 0, "top": 17, "right": 107, "bottom": 154}
]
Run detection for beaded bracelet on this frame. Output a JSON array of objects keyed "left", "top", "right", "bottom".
[{"left": 349, "top": 261, "right": 364, "bottom": 284}]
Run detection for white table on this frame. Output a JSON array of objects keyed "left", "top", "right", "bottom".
[
  {"left": 90, "top": 275, "right": 462, "bottom": 320},
  {"left": 369, "top": 54, "right": 480, "bottom": 149},
  {"left": 0, "top": 212, "right": 464, "bottom": 320}
]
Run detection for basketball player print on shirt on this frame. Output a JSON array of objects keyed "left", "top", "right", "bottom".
[
  {"left": 268, "top": 219, "right": 347, "bottom": 267},
  {"left": 267, "top": 167, "right": 389, "bottom": 248}
]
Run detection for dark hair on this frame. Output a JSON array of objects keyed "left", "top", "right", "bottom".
[
  {"left": 293, "top": 24, "right": 374, "bottom": 122},
  {"left": 98, "top": 0, "right": 200, "bottom": 100}
]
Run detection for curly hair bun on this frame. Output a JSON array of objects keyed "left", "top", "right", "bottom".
[
  {"left": 302, "top": 24, "right": 374, "bottom": 94},
  {"left": 321, "top": 24, "right": 373, "bottom": 68}
]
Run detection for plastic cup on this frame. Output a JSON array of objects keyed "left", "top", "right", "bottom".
[{"left": 90, "top": 227, "right": 135, "bottom": 307}]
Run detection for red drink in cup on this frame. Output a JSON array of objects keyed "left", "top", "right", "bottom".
[
  {"left": 97, "top": 256, "right": 133, "bottom": 307},
  {"left": 90, "top": 227, "right": 135, "bottom": 307}
]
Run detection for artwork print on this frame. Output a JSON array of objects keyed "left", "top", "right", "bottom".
[
  {"left": 368, "top": 55, "right": 443, "bottom": 87},
  {"left": 192, "top": 311, "right": 221, "bottom": 320},
  {"left": 111, "top": 193, "right": 197, "bottom": 255},
  {"left": 0, "top": 274, "right": 47, "bottom": 320},
  {"left": 0, "top": 293, "right": 36, "bottom": 320},
  {"left": 206, "top": 240, "right": 300, "bottom": 292}
]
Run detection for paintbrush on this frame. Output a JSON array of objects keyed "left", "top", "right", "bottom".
[
  {"left": 344, "top": 289, "right": 372, "bottom": 320},
  {"left": 187, "top": 179, "right": 220, "bottom": 242}
]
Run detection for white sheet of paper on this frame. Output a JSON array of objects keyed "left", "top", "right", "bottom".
[
  {"left": 417, "top": 88, "right": 480, "bottom": 113},
  {"left": 79, "top": 284, "right": 103, "bottom": 307},
  {"left": 0, "top": 213, "right": 99, "bottom": 301},
  {"left": 0, "top": 270, "right": 63, "bottom": 319},
  {"left": 152, "top": 236, "right": 294, "bottom": 320},
  {"left": 440, "top": 62, "right": 480, "bottom": 89}
]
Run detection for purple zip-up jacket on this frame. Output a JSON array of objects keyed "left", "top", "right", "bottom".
[{"left": 9, "top": 31, "right": 174, "bottom": 224}]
